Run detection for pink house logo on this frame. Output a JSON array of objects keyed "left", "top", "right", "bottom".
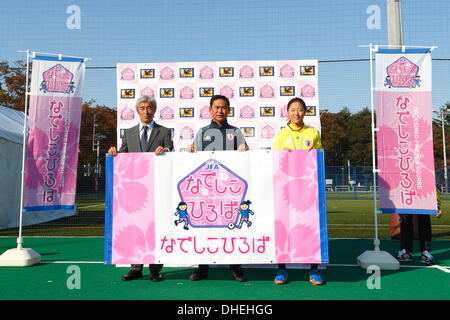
[
  {"left": 160, "top": 106, "right": 174, "bottom": 120},
  {"left": 300, "top": 84, "right": 315, "bottom": 98},
  {"left": 260, "top": 85, "right": 274, "bottom": 98},
  {"left": 199, "top": 66, "right": 214, "bottom": 79},
  {"left": 200, "top": 106, "right": 212, "bottom": 119},
  {"left": 177, "top": 159, "right": 248, "bottom": 228},
  {"left": 140, "top": 87, "right": 154, "bottom": 97},
  {"left": 120, "top": 107, "right": 135, "bottom": 121},
  {"left": 160, "top": 67, "right": 174, "bottom": 80},
  {"left": 385, "top": 57, "right": 421, "bottom": 88},
  {"left": 239, "top": 65, "right": 254, "bottom": 78},
  {"left": 180, "top": 126, "right": 194, "bottom": 140},
  {"left": 281, "top": 105, "right": 288, "bottom": 119},
  {"left": 120, "top": 67, "right": 135, "bottom": 80},
  {"left": 240, "top": 105, "right": 255, "bottom": 119},
  {"left": 40, "top": 64, "right": 75, "bottom": 94},
  {"left": 261, "top": 125, "right": 275, "bottom": 139},
  {"left": 220, "top": 85, "right": 234, "bottom": 99},
  {"left": 280, "top": 64, "right": 294, "bottom": 78},
  {"left": 180, "top": 86, "right": 194, "bottom": 99}
]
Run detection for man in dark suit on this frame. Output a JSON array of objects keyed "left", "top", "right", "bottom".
[{"left": 108, "top": 95, "right": 173, "bottom": 282}]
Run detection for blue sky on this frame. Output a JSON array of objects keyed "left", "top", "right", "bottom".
[{"left": 1, "top": 0, "right": 449, "bottom": 113}]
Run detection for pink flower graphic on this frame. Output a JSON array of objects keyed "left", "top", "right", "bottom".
[
  {"left": 275, "top": 220, "right": 320, "bottom": 263},
  {"left": 279, "top": 150, "right": 316, "bottom": 178},
  {"left": 378, "top": 117, "right": 435, "bottom": 197},
  {"left": 113, "top": 223, "right": 155, "bottom": 264},
  {"left": 114, "top": 155, "right": 152, "bottom": 215},
  {"left": 24, "top": 121, "right": 80, "bottom": 206},
  {"left": 282, "top": 178, "right": 317, "bottom": 212}
]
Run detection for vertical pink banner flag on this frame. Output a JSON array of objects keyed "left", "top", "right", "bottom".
[
  {"left": 376, "top": 48, "right": 438, "bottom": 215},
  {"left": 24, "top": 55, "right": 85, "bottom": 215}
]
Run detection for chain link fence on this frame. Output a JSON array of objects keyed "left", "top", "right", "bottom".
[{"left": 1, "top": 60, "right": 450, "bottom": 237}]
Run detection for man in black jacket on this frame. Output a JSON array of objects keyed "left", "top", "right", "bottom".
[{"left": 187, "top": 95, "right": 248, "bottom": 282}]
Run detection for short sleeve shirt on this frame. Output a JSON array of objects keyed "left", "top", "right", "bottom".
[{"left": 272, "top": 124, "right": 322, "bottom": 150}]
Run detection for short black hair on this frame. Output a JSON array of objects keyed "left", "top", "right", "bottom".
[
  {"left": 210, "top": 95, "right": 230, "bottom": 108},
  {"left": 287, "top": 97, "right": 306, "bottom": 111}
]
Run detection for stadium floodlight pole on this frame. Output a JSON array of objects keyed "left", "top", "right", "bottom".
[
  {"left": 0, "top": 50, "right": 41, "bottom": 267},
  {"left": 387, "top": 0, "right": 405, "bottom": 242},
  {"left": 387, "top": 0, "right": 404, "bottom": 49}
]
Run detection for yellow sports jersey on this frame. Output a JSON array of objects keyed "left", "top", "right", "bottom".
[{"left": 272, "top": 124, "right": 323, "bottom": 150}]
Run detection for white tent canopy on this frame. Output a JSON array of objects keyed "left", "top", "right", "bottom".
[
  {"left": 0, "top": 105, "right": 75, "bottom": 230},
  {"left": 0, "top": 105, "right": 25, "bottom": 229}
]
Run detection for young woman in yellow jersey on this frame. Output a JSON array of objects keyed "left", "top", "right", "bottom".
[
  {"left": 272, "top": 98, "right": 322, "bottom": 151},
  {"left": 272, "top": 97, "right": 325, "bottom": 285}
]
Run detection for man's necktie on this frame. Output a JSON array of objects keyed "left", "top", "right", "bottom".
[{"left": 140, "top": 125, "right": 148, "bottom": 151}]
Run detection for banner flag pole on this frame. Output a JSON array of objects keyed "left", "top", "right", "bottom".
[
  {"left": 0, "top": 50, "right": 90, "bottom": 267},
  {"left": 356, "top": 44, "right": 400, "bottom": 270},
  {"left": 0, "top": 49, "right": 41, "bottom": 266}
]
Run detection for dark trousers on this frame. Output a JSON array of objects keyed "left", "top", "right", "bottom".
[
  {"left": 278, "top": 264, "right": 318, "bottom": 270},
  {"left": 130, "top": 264, "right": 163, "bottom": 273},
  {"left": 400, "top": 214, "right": 432, "bottom": 252}
]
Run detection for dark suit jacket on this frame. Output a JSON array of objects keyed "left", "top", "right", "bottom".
[
  {"left": 118, "top": 122, "right": 174, "bottom": 153},
  {"left": 118, "top": 122, "right": 172, "bottom": 271}
]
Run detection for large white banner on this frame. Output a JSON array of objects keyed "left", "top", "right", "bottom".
[{"left": 105, "top": 150, "right": 329, "bottom": 265}]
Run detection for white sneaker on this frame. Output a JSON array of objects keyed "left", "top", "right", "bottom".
[
  {"left": 397, "top": 249, "right": 413, "bottom": 262},
  {"left": 419, "top": 250, "right": 435, "bottom": 265}
]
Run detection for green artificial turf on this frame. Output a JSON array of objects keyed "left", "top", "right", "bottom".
[{"left": 0, "top": 238, "right": 448, "bottom": 300}]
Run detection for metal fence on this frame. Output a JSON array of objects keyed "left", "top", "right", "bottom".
[{"left": 0, "top": 162, "right": 447, "bottom": 237}]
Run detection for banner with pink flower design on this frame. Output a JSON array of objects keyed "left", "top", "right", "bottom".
[
  {"left": 104, "top": 150, "right": 328, "bottom": 265},
  {"left": 23, "top": 55, "right": 85, "bottom": 217},
  {"left": 376, "top": 48, "right": 438, "bottom": 215}
]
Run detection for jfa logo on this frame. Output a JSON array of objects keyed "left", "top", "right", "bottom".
[
  {"left": 120, "top": 89, "right": 135, "bottom": 99},
  {"left": 305, "top": 106, "right": 316, "bottom": 116},
  {"left": 200, "top": 87, "right": 214, "bottom": 97},
  {"left": 260, "top": 107, "right": 275, "bottom": 117},
  {"left": 180, "top": 68, "right": 194, "bottom": 78},
  {"left": 160, "top": 88, "right": 174, "bottom": 98},
  {"left": 205, "top": 163, "right": 220, "bottom": 170},
  {"left": 300, "top": 66, "right": 315, "bottom": 76},
  {"left": 259, "top": 66, "right": 274, "bottom": 76},
  {"left": 240, "top": 87, "right": 254, "bottom": 97},
  {"left": 280, "top": 86, "right": 295, "bottom": 96},
  {"left": 220, "top": 67, "right": 234, "bottom": 77},
  {"left": 180, "top": 108, "right": 194, "bottom": 118},
  {"left": 140, "top": 69, "right": 155, "bottom": 79}
]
